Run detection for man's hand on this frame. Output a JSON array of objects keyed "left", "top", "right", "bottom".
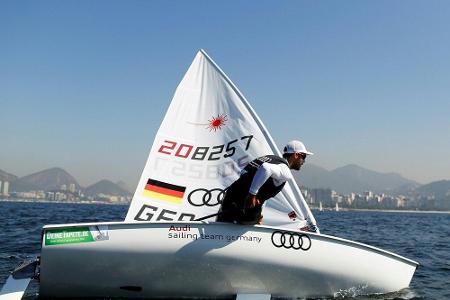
[
  {"left": 245, "top": 194, "right": 260, "bottom": 209},
  {"left": 256, "top": 216, "right": 263, "bottom": 225}
]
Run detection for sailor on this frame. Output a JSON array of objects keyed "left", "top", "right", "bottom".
[{"left": 217, "top": 140, "right": 313, "bottom": 225}]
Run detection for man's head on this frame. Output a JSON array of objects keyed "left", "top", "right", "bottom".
[{"left": 283, "top": 140, "right": 313, "bottom": 170}]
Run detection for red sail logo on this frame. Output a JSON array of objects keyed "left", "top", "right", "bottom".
[{"left": 206, "top": 114, "right": 228, "bottom": 132}]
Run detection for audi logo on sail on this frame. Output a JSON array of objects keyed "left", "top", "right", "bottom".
[
  {"left": 271, "top": 231, "right": 312, "bottom": 251},
  {"left": 188, "top": 188, "right": 225, "bottom": 207}
]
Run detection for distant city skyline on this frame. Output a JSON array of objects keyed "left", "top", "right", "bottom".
[{"left": 2, "top": 1, "right": 450, "bottom": 188}]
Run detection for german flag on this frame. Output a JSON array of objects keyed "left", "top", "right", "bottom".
[{"left": 143, "top": 179, "right": 186, "bottom": 204}]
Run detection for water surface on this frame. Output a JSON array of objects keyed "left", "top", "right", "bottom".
[{"left": 0, "top": 201, "right": 448, "bottom": 299}]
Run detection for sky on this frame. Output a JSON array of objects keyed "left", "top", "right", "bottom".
[{"left": 1, "top": 1, "right": 450, "bottom": 189}]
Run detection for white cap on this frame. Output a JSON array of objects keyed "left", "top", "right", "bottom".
[{"left": 283, "top": 140, "right": 314, "bottom": 155}]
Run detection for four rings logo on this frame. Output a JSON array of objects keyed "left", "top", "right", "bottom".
[
  {"left": 271, "top": 230, "right": 312, "bottom": 251},
  {"left": 188, "top": 188, "right": 225, "bottom": 207}
]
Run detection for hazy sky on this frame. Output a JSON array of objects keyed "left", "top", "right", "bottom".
[{"left": 1, "top": 1, "right": 450, "bottom": 188}]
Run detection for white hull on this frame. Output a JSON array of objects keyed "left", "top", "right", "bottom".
[{"left": 39, "top": 221, "right": 418, "bottom": 299}]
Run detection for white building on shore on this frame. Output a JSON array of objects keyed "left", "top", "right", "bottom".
[{"left": 2, "top": 181, "right": 9, "bottom": 196}]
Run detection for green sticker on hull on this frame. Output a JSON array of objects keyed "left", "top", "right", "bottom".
[{"left": 45, "top": 227, "right": 95, "bottom": 245}]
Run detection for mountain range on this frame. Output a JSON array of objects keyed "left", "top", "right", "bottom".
[
  {"left": 11, "top": 167, "right": 82, "bottom": 193},
  {"left": 0, "top": 169, "right": 18, "bottom": 183},
  {"left": 415, "top": 180, "right": 450, "bottom": 198},
  {"left": 295, "top": 164, "right": 420, "bottom": 194},
  {"left": 84, "top": 179, "right": 130, "bottom": 196},
  {"left": 1, "top": 168, "right": 131, "bottom": 196},
  {"left": 1, "top": 165, "right": 447, "bottom": 198}
]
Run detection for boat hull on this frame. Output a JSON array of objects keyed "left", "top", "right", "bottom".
[{"left": 39, "top": 221, "right": 418, "bottom": 298}]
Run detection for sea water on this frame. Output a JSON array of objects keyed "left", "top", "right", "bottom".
[{"left": 0, "top": 201, "right": 449, "bottom": 299}]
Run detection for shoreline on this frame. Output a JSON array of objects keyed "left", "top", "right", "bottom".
[
  {"left": 0, "top": 198, "right": 128, "bottom": 206},
  {"left": 312, "top": 207, "right": 450, "bottom": 214},
  {"left": 2, "top": 198, "right": 450, "bottom": 213}
]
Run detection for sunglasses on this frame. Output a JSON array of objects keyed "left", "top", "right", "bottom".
[{"left": 297, "top": 153, "right": 307, "bottom": 160}]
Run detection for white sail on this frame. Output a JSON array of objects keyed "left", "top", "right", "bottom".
[{"left": 125, "top": 50, "right": 317, "bottom": 230}]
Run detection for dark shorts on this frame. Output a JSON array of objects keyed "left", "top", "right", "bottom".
[{"left": 216, "top": 190, "right": 263, "bottom": 225}]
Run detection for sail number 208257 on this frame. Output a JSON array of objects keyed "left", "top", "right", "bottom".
[{"left": 158, "top": 135, "right": 253, "bottom": 161}]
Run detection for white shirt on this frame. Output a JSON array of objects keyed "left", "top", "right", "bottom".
[{"left": 248, "top": 162, "right": 293, "bottom": 195}]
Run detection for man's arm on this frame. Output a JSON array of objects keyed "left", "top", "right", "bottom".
[
  {"left": 245, "top": 163, "right": 287, "bottom": 208},
  {"left": 249, "top": 163, "right": 274, "bottom": 195}
]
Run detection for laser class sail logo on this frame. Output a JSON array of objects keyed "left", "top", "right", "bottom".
[
  {"left": 271, "top": 231, "right": 312, "bottom": 251},
  {"left": 206, "top": 114, "right": 228, "bottom": 132}
]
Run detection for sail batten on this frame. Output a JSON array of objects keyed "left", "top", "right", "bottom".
[{"left": 125, "top": 50, "right": 316, "bottom": 230}]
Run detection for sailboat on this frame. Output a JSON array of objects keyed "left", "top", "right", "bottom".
[
  {"left": 1, "top": 50, "right": 418, "bottom": 300},
  {"left": 319, "top": 201, "right": 323, "bottom": 212},
  {"left": 335, "top": 202, "right": 340, "bottom": 212}
]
